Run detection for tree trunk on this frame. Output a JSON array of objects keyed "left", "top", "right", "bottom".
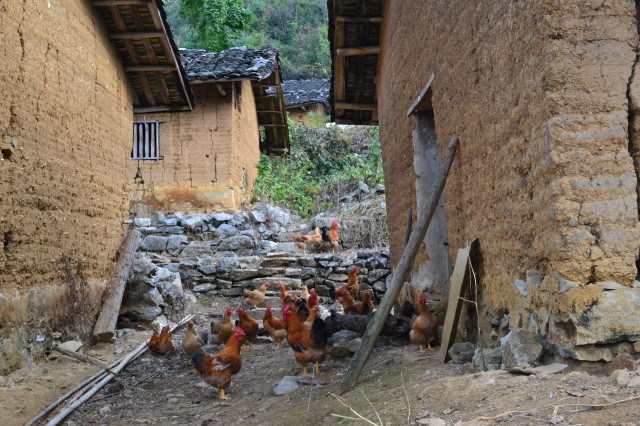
[{"left": 324, "top": 312, "right": 412, "bottom": 338}]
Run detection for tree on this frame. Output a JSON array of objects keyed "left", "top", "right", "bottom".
[{"left": 173, "top": 0, "right": 254, "bottom": 52}]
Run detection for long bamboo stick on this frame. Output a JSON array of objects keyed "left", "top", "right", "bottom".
[
  {"left": 52, "top": 346, "right": 111, "bottom": 368},
  {"left": 27, "top": 315, "right": 194, "bottom": 426}
]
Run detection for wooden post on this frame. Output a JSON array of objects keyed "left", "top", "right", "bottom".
[
  {"left": 439, "top": 239, "right": 478, "bottom": 362},
  {"left": 340, "top": 136, "right": 459, "bottom": 393},
  {"left": 92, "top": 227, "right": 142, "bottom": 343}
]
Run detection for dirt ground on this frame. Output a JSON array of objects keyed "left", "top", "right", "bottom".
[{"left": 2, "top": 299, "right": 639, "bottom": 426}]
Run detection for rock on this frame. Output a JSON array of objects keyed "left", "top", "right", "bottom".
[
  {"left": 526, "top": 270, "right": 541, "bottom": 286},
  {"left": 155, "top": 270, "right": 184, "bottom": 306},
  {"left": 166, "top": 235, "right": 188, "bottom": 254},
  {"left": 611, "top": 369, "right": 631, "bottom": 387},
  {"left": 472, "top": 347, "right": 503, "bottom": 372},
  {"left": 162, "top": 217, "right": 178, "bottom": 227},
  {"left": 48, "top": 340, "right": 83, "bottom": 360},
  {"left": 372, "top": 281, "right": 387, "bottom": 293},
  {"left": 211, "top": 213, "right": 234, "bottom": 224},
  {"left": 284, "top": 268, "right": 301, "bottom": 277},
  {"left": 218, "top": 236, "right": 254, "bottom": 251},
  {"left": 193, "top": 284, "right": 216, "bottom": 293},
  {"left": 502, "top": 328, "right": 543, "bottom": 368},
  {"left": 180, "top": 244, "right": 214, "bottom": 259},
  {"left": 99, "top": 405, "right": 111, "bottom": 415},
  {"left": 134, "top": 217, "right": 151, "bottom": 227},
  {"left": 416, "top": 419, "right": 446, "bottom": 426},
  {"left": 596, "top": 281, "right": 625, "bottom": 290},
  {"left": 367, "top": 269, "right": 390, "bottom": 283},
  {"left": 347, "top": 338, "right": 362, "bottom": 353},
  {"left": 262, "top": 256, "right": 299, "bottom": 267},
  {"left": 628, "top": 376, "right": 640, "bottom": 388},
  {"left": 264, "top": 204, "right": 290, "bottom": 226},
  {"left": 448, "top": 342, "right": 477, "bottom": 364},
  {"left": 552, "top": 274, "right": 579, "bottom": 293},
  {"left": 181, "top": 214, "right": 208, "bottom": 231},
  {"left": 214, "top": 224, "right": 238, "bottom": 239},
  {"left": 141, "top": 236, "right": 168, "bottom": 252},
  {"left": 565, "top": 347, "right": 613, "bottom": 362},
  {"left": 249, "top": 210, "right": 266, "bottom": 223},
  {"left": 197, "top": 258, "right": 217, "bottom": 275},
  {"left": 357, "top": 181, "right": 371, "bottom": 194},
  {"left": 220, "top": 288, "right": 243, "bottom": 297},
  {"left": 327, "top": 273, "right": 348, "bottom": 282},
  {"left": 514, "top": 279, "right": 528, "bottom": 296},
  {"left": 298, "top": 257, "right": 316, "bottom": 267},
  {"left": 229, "top": 269, "right": 260, "bottom": 281},
  {"left": 156, "top": 226, "right": 184, "bottom": 234},
  {"left": 330, "top": 330, "right": 360, "bottom": 357},
  {"left": 532, "top": 363, "right": 568, "bottom": 375},
  {"left": 273, "top": 376, "right": 299, "bottom": 395},
  {"left": 374, "top": 183, "right": 385, "bottom": 193},
  {"left": 260, "top": 240, "right": 278, "bottom": 249},
  {"left": 634, "top": 341, "right": 640, "bottom": 353}
]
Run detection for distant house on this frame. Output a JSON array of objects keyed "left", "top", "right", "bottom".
[
  {"left": 279, "top": 79, "right": 330, "bottom": 124},
  {"left": 327, "top": 1, "right": 640, "bottom": 361},
  {"left": 131, "top": 46, "right": 289, "bottom": 213},
  {"left": 1, "top": 0, "right": 193, "bottom": 373}
]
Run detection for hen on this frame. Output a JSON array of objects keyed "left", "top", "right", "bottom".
[
  {"left": 282, "top": 303, "right": 329, "bottom": 375},
  {"left": 300, "top": 285, "right": 310, "bottom": 301},
  {"left": 263, "top": 304, "right": 287, "bottom": 350},
  {"left": 243, "top": 282, "right": 269, "bottom": 310},
  {"left": 303, "top": 305, "right": 320, "bottom": 328},
  {"left": 307, "top": 288, "right": 319, "bottom": 310},
  {"left": 330, "top": 266, "right": 359, "bottom": 300},
  {"left": 192, "top": 326, "right": 245, "bottom": 400},
  {"left": 410, "top": 293, "right": 439, "bottom": 351},
  {"left": 293, "top": 227, "right": 322, "bottom": 253},
  {"left": 182, "top": 320, "right": 204, "bottom": 356},
  {"left": 337, "top": 288, "right": 374, "bottom": 315},
  {"left": 210, "top": 308, "right": 234, "bottom": 346},
  {"left": 148, "top": 325, "right": 176, "bottom": 355},
  {"left": 277, "top": 283, "right": 299, "bottom": 306},
  {"left": 236, "top": 307, "right": 259, "bottom": 350}
]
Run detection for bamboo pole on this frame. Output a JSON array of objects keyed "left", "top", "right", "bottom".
[
  {"left": 28, "top": 315, "right": 194, "bottom": 426},
  {"left": 340, "top": 136, "right": 459, "bottom": 393},
  {"left": 52, "top": 346, "right": 111, "bottom": 368}
]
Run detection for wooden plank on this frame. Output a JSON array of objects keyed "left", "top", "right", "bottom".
[
  {"left": 336, "top": 16, "right": 383, "bottom": 23},
  {"left": 138, "top": 73, "right": 157, "bottom": 105},
  {"left": 133, "top": 105, "right": 191, "bottom": 113},
  {"left": 334, "top": 20, "right": 346, "bottom": 115},
  {"left": 335, "top": 102, "right": 377, "bottom": 111},
  {"left": 92, "top": 228, "right": 142, "bottom": 343},
  {"left": 336, "top": 46, "right": 380, "bottom": 56},
  {"left": 93, "top": 0, "right": 151, "bottom": 6},
  {"left": 407, "top": 72, "right": 436, "bottom": 116},
  {"left": 156, "top": 72, "right": 171, "bottom": 104},
  {"left": 108, "top": 31, "right": 164, "bottom": 40},
  {"left": 440, "top": 239, "right": 478, "bottom": 363},
  {"left": 109, "top": 6, "right": 140, "bottom": 66},
  {"left": 340, "top": 136, "right": 459, "bottom": 393},
  {"left": 124, "top": 64, "right": 175, "bottom": 72}
]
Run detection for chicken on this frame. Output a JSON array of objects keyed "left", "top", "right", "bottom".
[
  {"left": 293, "top": 227, "right": 322, "bottom": 253},
  {"left": 276, "top": 283, "right": 299, "bottom": 306},
  {"left": 263, "top": 304, "right": 287, "bottom": 350},
  {"left": 282, "top": 303, "right": 329, "bottom": 375},
  {"left": 327, "top": 219, "right": 340, "bottom": 252},
  {"left": 303, "top": 305, "right": 320, "bottom": 328},
  {"left": 182, "top": 320, "right": 204, "bottom": 356},
  {"left": 211, "top": 308, "right": 234, "bottom": 345},
  {"left": 330, "top": 266, "right": 359, "bottom": 300},
  {"left": 243, "top": 282, "right": 269, "bottom": 310},
  {"left": 295, "top": 297, "right": 310, "bottom": 322},
  {"left": 192, "top": 326, "right": 245, "bottom": 400},
  {"left": 301, "top": 285, "right": 310, "bottom": 301},
  {"left": 148, "top": 325, "right": 176, "bottom": 355},
  {"left": 410, "top": 293, "right": 439, "bottom": 351},
  {"left": 307, "top": 289, "right": 319, "bottom": 310},
  {"left": 343, "top": 290, "right": 373, "bottom": 315},
  {"left": 236, "top": 307, "right": 259, "bottom": 350}
]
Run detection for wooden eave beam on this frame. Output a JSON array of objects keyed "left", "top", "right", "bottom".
[
  {"left": 336, "top": 46, "right": 380, "bottom": 56},
  {"left": 124, "top": 64, "right": 176, "bottom": 72},
  {"left": 109, "top": 31, "right": 164, "bottom": 40},
  {"left": 335, "top": 102, "right": 377, "bottom": 111},
  {"left": 138, "top": 73, "right": 157, "bottom": 106},
  {"left": 93, "top": 0, "right": 151, "bottom": 6},
  {"left": 336, "top": 16, "right": 383, "bottom": 23},
  {"left": 334, "top": 19, "right": 346, "bottom": 115}
]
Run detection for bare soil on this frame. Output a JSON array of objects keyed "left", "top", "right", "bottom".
[{"left": 2, "top": 299, "right": 639, "bottom": 426}]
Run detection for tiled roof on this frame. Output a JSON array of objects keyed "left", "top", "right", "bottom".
[
  {"left": 279, "top": 79, "right": 330, "bottom": 108},
  {"left": 179, "top": 46, "right": 278, "bottom": 82}
]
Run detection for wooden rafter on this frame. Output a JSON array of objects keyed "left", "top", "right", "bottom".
[
  {"left": 335, "top": 102, "right": 377, "bottom": 111},
  {"left": 93, "top": 0, "right": 151, "bottom": 6},
  {"left": 336, "top": 46, "right": 380, "bottom": 56},
  {"left": 124, "top": 64, "right": 175, "bottom": 72},
  {"left": 336, "top": 16, "right": 383, "bottom": 23},
  {"left": 108, "top": 30, "right": 164, "bottom": 39}
]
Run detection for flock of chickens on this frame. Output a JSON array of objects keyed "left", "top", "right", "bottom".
[
  {"left": 293, "top": 219, "right": 340, "bottom": 253},
  {"left": 147, "top": 227, "right": 439, "bottom": 401}
]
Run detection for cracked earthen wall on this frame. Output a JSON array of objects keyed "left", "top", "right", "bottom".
[
  {"left": 132, "top": 80, "right": 259, "bottom": 212},
  {"left": 0, "top": 0, "right": 134, "bottom": 371},
  {"left": 379, "top": 1, "right": 640, "bottom": 350}
]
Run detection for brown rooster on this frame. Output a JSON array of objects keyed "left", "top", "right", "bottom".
[
  {"left": 263, "top": 304, "right": 287, "bottom": 350},
  {"left": 148, "top": 326, "right": 176, "bottom": 355},
  {"left": 210, "top": 308, "right": 233, "bottom": 346},
  {"left": 192, "top": 326, "right": 245, "bottom": 400},
  {"left": 236, "top": 307, "right": 259, "bottom": 350},
  {"left": 410, "top": 293, "right": 439, "bottom": 351}
]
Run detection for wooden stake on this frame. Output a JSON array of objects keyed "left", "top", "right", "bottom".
[
  {"left": 340, "top": 136, "right": 459, "bottom": 393},
  {"left": 92, "top": 227, "right": 142, "bottom": 343},
  {"left": 52, "top": 346, "right": 111, "bottom": 368}
]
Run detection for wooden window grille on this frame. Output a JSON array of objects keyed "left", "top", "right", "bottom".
[{"left": 131, "top": 121, "right": 162, "bottom": 160}]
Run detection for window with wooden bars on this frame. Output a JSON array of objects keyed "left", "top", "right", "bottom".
[{"left": 131, "top": 121, "right": 162, "bottom": 160}]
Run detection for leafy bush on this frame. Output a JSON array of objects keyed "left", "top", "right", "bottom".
[{"left": 253, "top": 118, "right": 383, "bottom": 217}]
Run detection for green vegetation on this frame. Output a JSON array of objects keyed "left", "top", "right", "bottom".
[
  {"left": 253, "top": 118, "right": 382, "bottom": 217},
  {"left": 164, "top": 0, "right": 330, "bottom": 80}
]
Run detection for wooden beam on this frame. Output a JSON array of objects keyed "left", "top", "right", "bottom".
[
  {"left": 335, "top": 102, "right": 377, "bottom": 111},
  {"left": 93, "top": 0, "right": 151, "bottom": 6},
  {"left": 156, "top": 72, "right": 171, "bottom": 104},
  {"left": 336, "top": 46, "right": 380, "bottom": 56},
  {"left": 407, "top": 72, "right": 436, "bottom": 116},
  {"left": 336, "top": 16, "right": 383, "bottom": 23},
  {"left": 440, "top": 239, "right": 478, "bottom": 363},
  {"left": 108, "top": 31, "right": 164, "bottom": 40},
  {"left": 261, "top": 124, "right": 288, "bottom": 127},
  {"left": 340, "top": 136, "right": 460, "bottom": 393},
  {"left": 138, "top": 73, "right": 157, "bottom": 106},
  {"left": 334, "top": 20, "right": 346, "bottom": 115},
  {"left": 125, "top": 65, "right": 175, "bottom": 72}
]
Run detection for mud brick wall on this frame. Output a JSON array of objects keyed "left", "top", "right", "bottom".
[
  {"left": 0, "top": 0, "right": 134, "bottom": 373},
  {"left": 132, "top": 80, "right": 260, "bottom": 211},
  {"left": 380, "top": 1, "right": 639, "bottom": 287},
  {"left": 0, "top": 0, "right": 133, "bottom": 292}
]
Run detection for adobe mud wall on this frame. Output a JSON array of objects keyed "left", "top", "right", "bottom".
[
  {"left": 1, "top": 0, "right": 134, "bottom": 372},
  {"left": 379, "top": 1, "right": 640, "bottom": 354},
  {"left": 132, "top": 80, "right": 259, "bottom": 212},
  {"left": 288, "top": 103, "right": 326, "bottom": 125}
]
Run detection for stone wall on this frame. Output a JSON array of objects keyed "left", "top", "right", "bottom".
[
  {"left": 378, "top": 1, "right": 640, "bottom": 354},
  {"left": 132, "top": 80, "right": 261, "bottom": 212},
  {"left": 0, "top": 0, "right": 134, "bottom": 372}
]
